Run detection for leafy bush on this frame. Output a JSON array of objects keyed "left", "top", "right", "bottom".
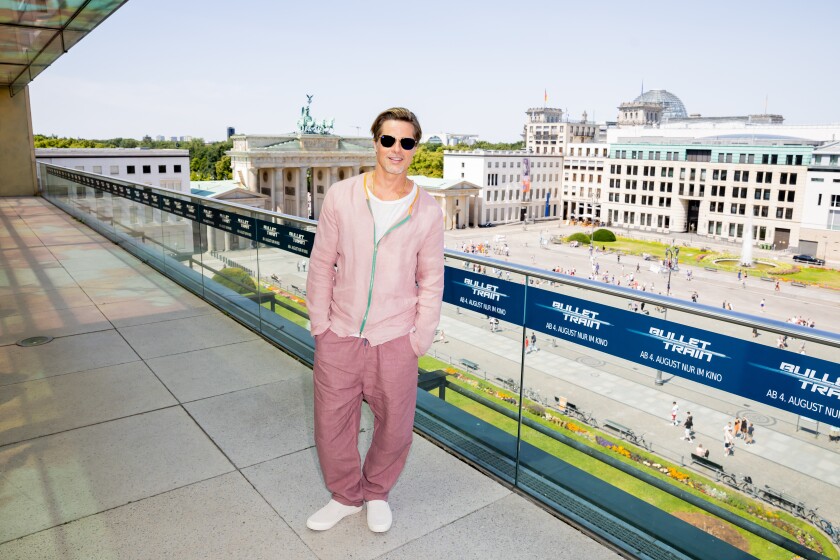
[
  {"left": 525, "top": 403, "right": 546, "bottom": 417},
  {"left": 212, "top": 267, "right": 256, "bottom": 294},
  {"left": 566, "top": 232, "right": 591, "bottom": 244},
  {"left": 592, "top": 228, "right": 616, "bottom": 242}
]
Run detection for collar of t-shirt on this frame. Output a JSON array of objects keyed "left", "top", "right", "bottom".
[{"left": 368, "top": 183, "right": 417, "bottom": 244}]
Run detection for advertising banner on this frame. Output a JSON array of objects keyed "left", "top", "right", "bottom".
[
  {"left": 256, "top": 219, "right": 314, "bottom": 257},
  {"left": 233, "top": 215, "right": 256, "bottom": 240},
  {"left": 443, "top": 266, "right": 525, "bottom": 325},
  {"left": 524, "top": 286, "right": 840, "bottom": 425}
]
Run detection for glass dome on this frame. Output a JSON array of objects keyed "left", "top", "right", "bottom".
[{"left": 633, "top": 89, "right": 687, "bottom": 120}]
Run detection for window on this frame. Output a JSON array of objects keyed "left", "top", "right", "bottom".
[
  {"left": 790, "top": 173, "right": 797, "bottom": 184},
  {"left": 127, "top": 166, "right": 135, "bottom": 174},
  {"left": 734, "top": 171, "right": 741, "bottom": 182},
  {"left": 142, "top": 165, "right": 151, "bottom": 174},
  {"left": 158, "top": 165, "right": 166, "bottom": 173},
  {"left": 720, "top": 170, "right": 727, "bottom": 180},
  {"left": 93, "top": 165, "right": 102, "bottom": 174},
  {"left": 110, "top": 165, "right": 119, "bottom": 174},
  {"left": 174, "top": 165, "right": 182, "bottom": 173}
]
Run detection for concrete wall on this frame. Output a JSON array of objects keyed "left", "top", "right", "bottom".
[{"left": 0, "top": 86, "right": 37, "bottom": 196}]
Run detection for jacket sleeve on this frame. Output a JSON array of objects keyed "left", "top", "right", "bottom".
[
  {"left": 409, "top": 207, "right": 445, "bottom": 357},
  {"left": 306, "top": 189, "right": 339, "bottom": 336}
]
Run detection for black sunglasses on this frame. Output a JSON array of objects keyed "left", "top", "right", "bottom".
[{"left": 379, "top": 135, "right": 417, "bottom": 150}]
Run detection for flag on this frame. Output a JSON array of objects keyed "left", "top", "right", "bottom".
[{"left": 544, "top": 89, "right": 548, "bottom": 103}]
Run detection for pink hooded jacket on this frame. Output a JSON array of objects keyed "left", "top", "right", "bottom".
[{"left": 306, "top": 173, "right": 445, "bottom": 357}]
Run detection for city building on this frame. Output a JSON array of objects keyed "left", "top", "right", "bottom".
[
  {"left": 604, "top": 137, "right": 818, "bottom": 249},
  {"left": 228, "top": 133, "right": 375, "bottom": 220},
  {"left": 561, "top": 142, "right": 609, "bottom": 224},
  {"left": 801, "top": 141, "right": 840, "bottom": 261},
  {"left": 524, "top": 107, "right": 598, "bottom": 155},
  {"left": 35, "top": 148, "right": 190, "bottom": 193},
  {"left": 421, "top": 132, "right": 478, "bottom": 146},
  {"left": 443, "top": 150, "right": 562, "bottom": 225},
  {"left": 408, "top": 176, "right": 481, "bottom": 230}
]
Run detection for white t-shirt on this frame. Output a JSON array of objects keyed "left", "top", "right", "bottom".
[{"left": 368, "top": 183, "right": 417, "bottom": 244}]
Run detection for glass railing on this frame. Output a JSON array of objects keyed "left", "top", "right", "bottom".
[{"left": 40, "top": 163, "right": 840, "bottom": 560}]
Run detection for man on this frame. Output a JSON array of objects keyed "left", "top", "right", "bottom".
[
  {"left": 683, "top": 412, "right": 694, "bottom": 441},
  {"left": 305, "top": 108, "right": 445, "bottom": 533}
]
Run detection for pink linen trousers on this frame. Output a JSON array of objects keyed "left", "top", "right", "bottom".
[{"left": 306, "top": 173, "right": 444, "bottom": 506}]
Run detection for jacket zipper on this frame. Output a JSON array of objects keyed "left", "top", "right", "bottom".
[{"left": 358, "top": 202, "right": 411, "bottom": 336}]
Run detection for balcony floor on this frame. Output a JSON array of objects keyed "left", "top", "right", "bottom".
[{"left": 0, "top": 196, "right": 621, "bottom": 559}]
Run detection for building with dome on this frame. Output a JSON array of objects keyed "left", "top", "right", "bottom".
[{"left": 617, "top": 89, "right": 688, "bottom": 126}]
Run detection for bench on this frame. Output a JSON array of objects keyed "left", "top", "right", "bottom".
[
  {"left": 690, "top": 453, "right": 725, "bottom": 475},
  {"left": 703, "top": 266, "right": 717, "bottom": 272},
  {"left": 291, "top": 284, "right": 306, "bottom": 296},
  {"left": 762, "top": 485, "right": 804, "bottom": 514},
  {"left": 603, "top": 419, "right": 633, "bottom": 437},
  {"left": 791, "top": 281, "right": 807, "bottom": 288},
  {"left": 760, "top": 276, "right": 774, "bottom": 282},
  {"left": 459, "top": 358, "right": 479, "bottom": 371}
]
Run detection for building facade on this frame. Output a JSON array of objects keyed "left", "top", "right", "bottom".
[
  {"left": 228, "top": 134, "right": 376, "bottom": 220},
  {"left": 800, "top": 142, "right": 840, "bottom": 261},
  {"left": 524, "top": 107, "right": 598, "bottom": 155},
  {"left": 443, "top": 150, "right": 563, "bottom": 225},
  {"left": 604, "top": 138, "right": 817, "bottom": 249},
  {"left": 562, "top": 142, "right": 609, "bottom": 224},
  {"left": 35, "top": 148, "right": 190, "bottom": 193}
]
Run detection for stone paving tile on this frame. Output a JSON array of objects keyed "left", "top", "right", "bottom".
[
  {"left": 0, "top": 407, "right": 233, "bottom": 544},
  {"left": 0, "top": 330, "right": 139, "bottom": 386},
  {"left": 0, "top": 473, "right": 316, "bottom": 560},
  {"left": 0, "top": 360, "right": 176, "bottom": 446}
]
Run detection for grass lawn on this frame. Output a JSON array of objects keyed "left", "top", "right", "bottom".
[
  {"left": 582, "top": 235, "right": 840, "bottom": 289},
  {"left": 419, "top": 357, "right": 836, "bottom": 559}
]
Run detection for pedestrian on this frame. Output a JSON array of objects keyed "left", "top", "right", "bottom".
[
  {"left": 724, "top": 425, "right": 735, "bottom": 456},
  {"left": 683, "top": 412, "right": 694, "bottom": 441},
  {"left": 737, "top": 270, "right": 742, "bottom": 281},
  {"left": 775, "top": 280, "right": 780, "bottom": 292},
  {"left": 726, "top": 301, "right": 733, "bottom": 311},
  {"left": 746, "top": 422, "right": 755, "bottom": 444},
  {"left": 760, "top": 298, "right": 766, "bottom": 312},
  {"left": 752, "top": 328, "right": 759, "bottom": 338},
  {"left": 740, "top": 417, "right": 748, "bottom": 439},
  {"left": 734, "top": 417, "right": 742, "bottom": 438},
  {"left": 305, "top": 107, "right": 444, "bottom": 533},
  {"left": 671, "top": 401, "right": 679, "bottom": 426},
  {"left": 525, "top": 336, "right": 531, "bottom": 354},
  {"left": 530, "top": 332, "right": 538, "bottom": 352}
]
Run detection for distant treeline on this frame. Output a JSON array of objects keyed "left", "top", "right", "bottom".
[
  {"left": 407, "top": 141, "right": 524, "bottom": 178},
  {"left": 34, "top": 134, "right": 232, "bottom": 181}
]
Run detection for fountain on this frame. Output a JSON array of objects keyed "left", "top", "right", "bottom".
[{"left": 740, "top": 218, "right": 754, "bottom": 267}]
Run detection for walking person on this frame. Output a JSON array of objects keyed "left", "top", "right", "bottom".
[
  {"left": 305, "top": 108, "right": 444, "bottom": 533},
  {"left": 746, "top": 421, "right": 755, "bottom": 444},
  {"left": 683, "top": 412, "right": 694, "bottom": 441},
  {"left": 760, "top": 298, "right": 766, "bottom": 313},
  {"left": 671, "top": 401, "right": 679, "bottom": 426}
]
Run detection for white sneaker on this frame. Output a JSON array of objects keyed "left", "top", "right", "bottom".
[
  {"left": 306, "top": 499, "right": 362, "bottom": 531},
  {"left": 366, "top": 500, "right": 392, "bottom": 533}
]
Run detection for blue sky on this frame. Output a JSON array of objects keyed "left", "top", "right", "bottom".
[{"left": 28, "top": 0, "right": 840, "bottom": 142}]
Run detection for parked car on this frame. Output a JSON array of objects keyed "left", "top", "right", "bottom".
[{"left": 792, "top": 254, "right": 825, "bottom": 266}]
